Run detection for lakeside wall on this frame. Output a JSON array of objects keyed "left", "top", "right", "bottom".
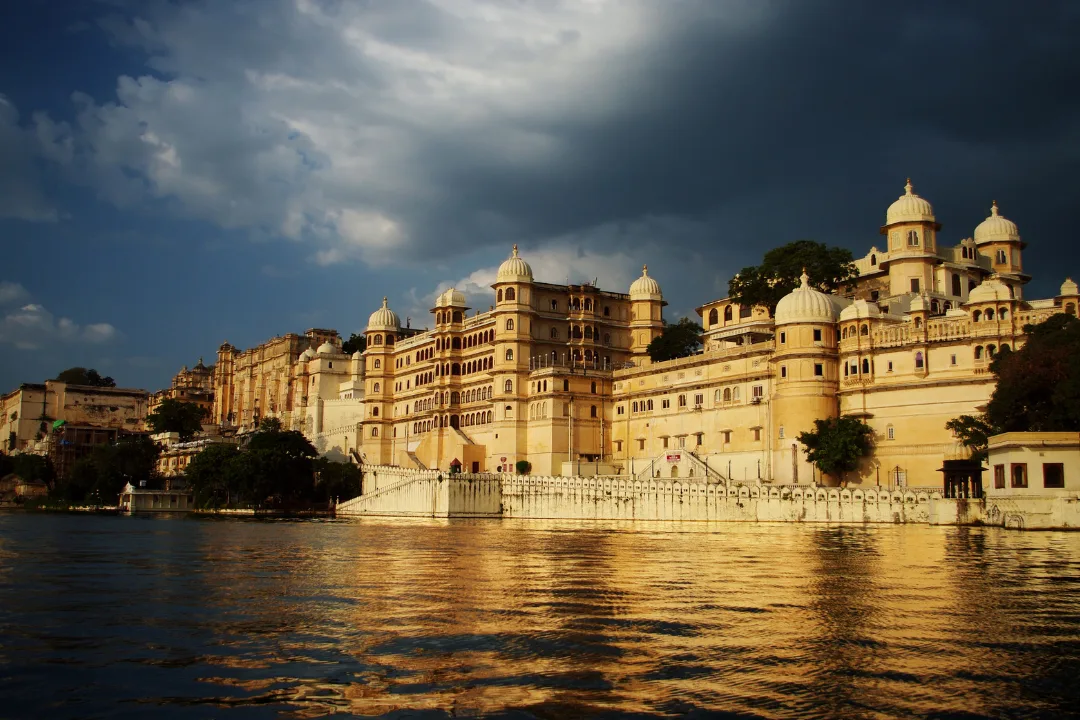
[{"left": 337, "top": 466, "right": 996, "bottom": 526}]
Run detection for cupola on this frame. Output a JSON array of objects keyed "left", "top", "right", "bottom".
[
  {"left": 774, "top": 271, "right": 838, "bottom": 325},
  {"left": 316, "top": 341, "right": 336, "bottom": 355},
  {"left": 974, "top": 201, "right": 1020, "bottom": 245},
  {"left": 629, "top": 264, "right": 662, "bottom": 301},
  {"left": 496, "top": 245, "right": 533, "bottom": 283},
  {"left": 966, "top": 277, "right": 1012, "bottom": 304},
  {"left": 885, "top": 178, "right": 936, "bottom": 226},
  {"left": 366, "top": 297, "right": 401, "bottom": 331}
]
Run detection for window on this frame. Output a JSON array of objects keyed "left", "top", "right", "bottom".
[
  {"left": 1044, "top": 463, "right": 1065, "bottom": 489},
  {"left": 372, "top": 407, "right": 379, "bottom": 417},
  {"left": 753, "top": 427, "right": 761, "bottom": 442},
  {"left": 752, "top": 385, "right": 763, "bottom": 399},
  {"left": 373, "top": 382, "right": 380, "bottom": 392},
  {"left": 617, "top": 405, "right": 624, "bottom": 415},
  {"left": 550, "top": 327, "right": 559, "bottom": 339},
  {"left": 678, "top": 394, "right": 686, "bottom": 407},
  {"left": 871, "top": 254, "right": 877, "bottom": 265},
  {"left": 1011, "top": 463, "right": 1028, "bottom": 488},
  {"left": 373, "top": 359, "right": 381, "bottom": 369},
  {"left": 910, "top": 278, "right": 920, "bottom": 293},
  {"left": 886, "top": 425, "right": 895, "bottom": 440},
  {"left": 591, "top": 381, "right": 597, "bottom": 393},
  {"left": 907, "top": 230, "right": 919, "bottom": 246},
  {"left": 724, "top": 306, "right": 733, "bottom": 322},
  {"left": 662, "top": 398, "right": 670, "bottom": 409},
  {"left": 813, "top": 328, "right": 822, "bottom": 342},
  {"left": 505, "top": 349, "right": 514, "bottom": 361},
  {"left": 662, "top": 437, "right": 669, "bottom": 449},
  {"left": 740, "top": 305, "right": 752, "bottom": 318},
  {"left": 952, "top": 273, "right": 962, "bottom": 296},
  {"left": 986, "top": 309, "right": 995, "bottom": 321},
  {"left": 996, "top": 249, "right": 1007, "bottom": 264},
  {"left": 497, "top": 289, "right": 503, "bottom": 302},
  {"left": 504, "top": 380, "right": 513, "bottom": 393},
  {"left": 590, "top": 405, "right": 597, "bottom": 418},
  {"left": 870, "top": 290, "right": 879, "bottom": 301},
  {"left": 678, "top": 436, "right": 686, "bottom": 449},
  {"left": 780, "top": 332, "right": 786, "bottom": 344},
  {"left": 781, "top": 366, "right": 787, "bottom": 378},
  {"left": 862, "top": 358, "right": 870, "bottom": 374},
  {"left": 371, "top": 427, "right": 379, "bottom": 438},
  {"left": 550, "top": 299, "right": 558, "bottom": 311},
  {"left": 994, "top": 464, "right": 1005, "bottom": 489},
  {"left": 563, "top": 379, "right": 569, "bottom": 391},
  {"left": 860, "top": 324, "right": 869, "bottom": 336},
  {"left": 615, "top": 440, "right": 622, "bottom": 452},
  {"left": 722, "top": 430, "right": 731, "bottom": 444},
  {"left": 814, "top": 363, "right": 823, "bottom": 376},
  {"left": 778, "top": 426, "right": 785, "bottom": 439},
  {"left": 950, "top": 354, "right": 957, "bottom": 366},
  {"left": 638, "top": 439, "right": 646, "bottom": 451},
  {"left": 505, "top": 288, "right": 516, "bottom": 301},
  {"left": 914, "top": 352, "right": 924, "bottom": 370},
  {"left": 709, "top": 308, "right": 718, "bottom": 325},
  {"left": 604, "top": 306, "right": 610, "bottom": 317}
]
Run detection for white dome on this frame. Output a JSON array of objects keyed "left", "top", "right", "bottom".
[
  {"left": 945, "top": 441, "right": 973, "bottom": 461},
  {"left": 316, "top": 341, "right": 336, "bottom": 355},
  {"left": 885, "top": 179, "right": 935, "bottom": 226},
  {"left": 775, "top": 271, "right": 838, "bottom": 325},
  {"left": 436, "top": 287, "right": 467, "bottom": 307},
  {"left": 366, "top": 296, "right": 401, "bottom": 331},
  {"left": 352, "top": 350, "right": 363, "bottom": 360},
  {"left": 1060, "top": 278, "right": 1079, "bottom": 296},
  {"left": 629, "top": 264, "right": 662, "bottom": 300},
  {"left": 967, "top": 278, "right": 1012, "bottom": 304},
  {"left": 974, "top": 201, "right": 1020, "bottom": 245},
  {"left": 839, "top": 298, "right": 881, "bottom": 322},
  {"left": 299, "top": 347, "right": 316, "bottom": 361},
  {"left": 496, "top": 245, "right": 533, "bottom": 283}
]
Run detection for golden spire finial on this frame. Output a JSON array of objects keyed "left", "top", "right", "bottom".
[
  {"left": 512, "top": 244, "right": 519, "bottom": 257},
  {"left": 642, "top": 264, "right": 648, "bottom": 275},
  {"left": 905, "top": 178, "right": 914, "bottom": 195},
  {"left": 382, "top": 296, "right": 388, "bottom": 307},
  {"left": 991, "top": 199, "right": 999, "bottom": 216}
]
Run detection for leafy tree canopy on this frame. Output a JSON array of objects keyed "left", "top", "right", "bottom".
[
  {"left": 53, "top": 367, "right": 116, "bottom": 387},
  {"left": 728, "top": 240, "right": 859, "bottom": 314},
  {"left": 341, "top": 333, "right": 367, "bottom": 355},
  {"left": 55, "top": 435, "right": 160, "bottom": 506},
  {"left": 798, "top": 416, "right": 874, "bottom": 483},
  {"left": 947, "top": 313, "right": 1080, "bottom": 459},
  {"left": 147, "top": 398, "right": 207, "bottom": 440},
  {"left": 647, "top": 318, "right": 703, "bottom": 363}
]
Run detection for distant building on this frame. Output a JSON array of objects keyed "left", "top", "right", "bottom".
[
  {"left": 119, "top": 480, "right": 193, "bottom": 513},
  {"left": 148, "top": 358, "right": 215, "bottom": 421},
  {"left": 984, "top": 432, "right": 1080, "bottom": 529},
  {"left": 0, "top": 381, "right": 149, "bottom": 456},
  {"left": 152, "top": 431, "right": 236, "bottom": 479}
]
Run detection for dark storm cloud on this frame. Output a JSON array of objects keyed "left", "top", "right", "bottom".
[{"left": 409, "top": 0, "right": 1080, "bottom": 294}]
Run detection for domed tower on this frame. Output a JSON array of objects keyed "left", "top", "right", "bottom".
[
  {"left": 629, "top": 265, "right": 665, "bottom": 362},
  {"left": 491, "top": 245, "right": 534, "bottom": 460},
  {"left": 770, "top": 271, "right": 842, "bottom": 485},
  {"left": 974, "top": 201, "right": 1029, "bottom": 297},
  {"left": 881, "top": 179, "right": 941, "bottom": 297},
  {"left": 1057, "top": 278, "right": 1079, "bottom": 317},
  {"left": 213, "top": 341, "right": 238, "bottom": 426},
  {"left": 362, "top": 297, "right": 400, "bottom": 464}
]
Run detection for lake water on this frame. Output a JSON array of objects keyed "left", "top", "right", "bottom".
[{"left": 1, "top": 513, "right": 1078, "bottom": 719}]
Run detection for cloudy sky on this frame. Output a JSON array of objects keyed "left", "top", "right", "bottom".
[{"left": 2, "top": 0, "right": 1079, "bottom": 391}]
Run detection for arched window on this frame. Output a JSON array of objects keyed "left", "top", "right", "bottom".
[
  {"left": 724, "top": 306, "right": 733, "bottom": 322},
  {"left": 497, "top": 289, "right": 503, "bottom": 302},
  {"left": 506, "top": 318, "right": 514, "bottom": 331},
  {"left": 709, "top": 308, "right": 718, "bottom": 325},
  {"left": 914, "top": 317, "right": 922, "bottom": 328},
  {"left": 1068, "top": 303, "right": 1077, "bottom": 316},
  {"left": 862, "top": 358, "right": 870, "bottom": 374},
  {"left": 372, "top": 407, "right": 379, "bottom": 417},
  {"left": 550, "top": 327, "right": 559, "bottom": 339},
  {"left": 632, "top": 401, "right": 639, "bottom": 413},
  {"left": 371, "top": 427, "right": 379, "bottom": 437},
  {"left": 373, "top": 382, "right": 380, "bottom": 392},
  {"left": 452, "top": 363, "right": 461, "bottom": 375},
  {"left": 733, "top": 387, "right": 740, "bottom": 401},
  {"left": 505, "top": 349, "right": 514, "bottom": 361},
  {"left": 590, "top": 405, "right": 597, "bottom": 418},
  {"left": 907, "top": 230, "right": 919, "bottom": 246},
  {"left": 584, "top": 327, "right": 593, "bottom": 339},
  {"left": 504, "top": 380, "right": 513, "bottom": 393},
  {"left": 453, "top": 311, "right": 463, "bottom": 323},
  {"left": 1001, "top": 343, "right": 1011, "bottom": 352},
  {"left": 986, "top": 308, "right": 995, "bottom": 321},
  {"left": 952, "top": 273, "right": 962, "bottom": 296},
  {"left": 931, "top": 301, "right": 939, "bottom": 314},
  {"left": 987, "top": 344, "right": 996, "bottom": 357},
  {"left": 452, "top": 337, "right": 461, "bottom": 349},
  {"left": 505, "top": 288, "right": 516, "bottom": 301},
  {"left": 373, "top": 335, "right": 382, "bottom": 345},
  {"left": 974, "top": 346, "right": 983, "bottom": 360},
  {"left": 584, "top": 299, "right": 592, "bottom": 311},
  {"left": 973, "top": 310, "right": 982, "bottom": 322},
  {"left": 871, "top": 254, "right": 877, "bottom": 265},
  {"left": 603, "top": 333, "right": 610, "bottom": 344},
  {"left": 999, "top": 308, "right": 1008, "bottom": 321},
  {"left": 915, "top": 352, "right": 924, "bottom": 369},
  {"left": 373, "top": 359, "right": 381, "bottom": 369},
  {"left": 860, "top": 324, "right": 869, "bottom": 336}
]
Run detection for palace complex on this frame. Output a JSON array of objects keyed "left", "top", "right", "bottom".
[{"left": 198, "top": 180, "right": 1077, "bottom": 487}]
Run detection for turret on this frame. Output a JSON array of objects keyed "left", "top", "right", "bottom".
[
  {"left": 628, "top": 265, "right": 665, "bottom": 361},
  {"left": 362, "top": 297, "right": 400, "bottom": 463},
  {"left": 881, "top": 179, "right": 941, "bottom": 297},
  {"left": 974, "top": 201, "right": 1029, "bottom": 296}
]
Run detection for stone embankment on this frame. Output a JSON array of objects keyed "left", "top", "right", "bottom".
[{"left": 336, "top": 466, "right": 990, "bottom": 526}]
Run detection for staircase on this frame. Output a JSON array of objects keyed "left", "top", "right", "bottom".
[
  {"left": 633, "top": 452, "right": 727, "bottom": 484},
  {"left": 405, "top": 451, "right": 428, "bottom": 470}
]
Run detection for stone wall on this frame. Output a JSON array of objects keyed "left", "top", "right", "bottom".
[{"left": 337, "top": 465, "right": 502, "bottom": 518}]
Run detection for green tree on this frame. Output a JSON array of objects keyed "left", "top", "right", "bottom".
[
  {"left": 341, "top": 333, "right": 367, "bottom": 355},
  {"left": 258, "top": 417, "right": 283, "bottom": 433},
  {"left": 54, "top": 435, "right": 160, "bottom": 506},
  {"left": 147, "top": 398, "right": 207, "bottom": 440},
  {"left": 314, "top": 458, "right": 362, "bottom": 504},
  {"left": 946, "top": 313, "right": 1080, "bottom": 457},
  {"left": 944, "top": 414, "right": 995, "bottom": 463},
  {"left": 53, "top": 367, "right": 116, "bottom": 387},
  {"left": 798, "top": 416, "right": 874, "bottom": 485},
  {"left": 515, "top": 460, "right": 532, "bottom": 475},
  {"left": 185, "top": 444, "right": 252, "bottom": 508},
  {"left": 728, "top": 240, "right": 859, "bottom": 315},
  {"left": 646, "top": 318, "right": 703, "bottom": 363}
]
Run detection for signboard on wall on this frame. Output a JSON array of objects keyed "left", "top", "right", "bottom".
[{"left": 665, "top": 453, "right": 681, "bottom": 463}]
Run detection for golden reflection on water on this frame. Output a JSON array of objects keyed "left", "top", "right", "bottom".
[
  {"left": 174, "top": 519, "right": 1080, "bottom": 718},
  {"left": 2, "top": 513, "right": 1078, "bottom": 718}
]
